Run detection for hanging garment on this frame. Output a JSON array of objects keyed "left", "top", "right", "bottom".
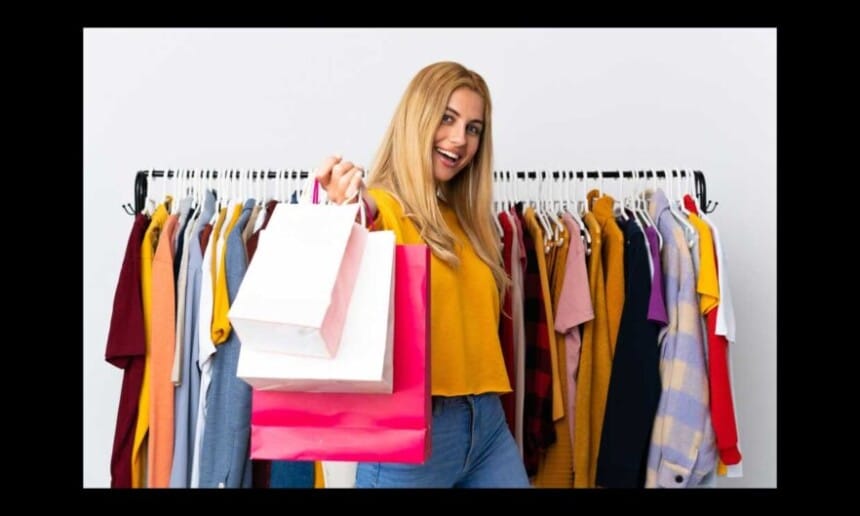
[
  {"left": 498, "top": 211, "right": 517, "bottom": 435},
  {"left": 170, "top": 198, "right": 197, "bottom": 385},
  {"left": 520, "top": 206, "right": 557, "bottom": 477},
  {"left": 147, "top": 213, "right": 180, "bottom": 486},
  {"left": 132, "top": 199, "right": 171, "bottom": 487},
  {"left": 190, "top": 205, "right": 227, "bottom": 488},
  {"left": 573, "top": 210, "right": 610, "bottom": 488},
  {"left": 687, "top": 195, "right": 742, "bottom": 476},
  {"left": 199, "top": 199, "right": 256, "bottom": 488},
  {"left": 555, "top": 214, "right": 594, "bottom": 464},
  {"left": 644, "top": 189, "right": 715, "bottom": 488},
  {"left": 508, "top": 209, "right": 528, "bottom": 456},
  {"left": 533, "top": 222, "right": 575, "bottom": 488},
  {"left": 596, "top": 217, "right": 661, "bottom": 488},
  {"left": 105, "top": 214, "right": 149, "bottom": 488},
  {"left": 170, "top": 190, "right": 216, "bottom": 487}
]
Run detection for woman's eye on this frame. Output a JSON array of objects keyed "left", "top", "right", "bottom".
[
  {"left": 442, "top": 114, "right": 454, "bottom": 124},
  {"left": 468, "top": 125, "right": 482, "bottom": 135}
]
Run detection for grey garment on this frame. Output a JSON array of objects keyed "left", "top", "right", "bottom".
[
  {"left": 169, "top": 190, "right": 216, "bottom": 488},
  {"left": 173, "top": 196, "right": 194, "bottom": 248},
  {"left": 199, "top": 198, "right": 256, "bottom": 488},
  {"left": 171, "top": 203, "right": 199, "bottom": 384}
]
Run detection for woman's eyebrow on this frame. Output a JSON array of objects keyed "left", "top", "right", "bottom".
[{"left": 445, "top": 106, "right": 483, "bottom": 125}]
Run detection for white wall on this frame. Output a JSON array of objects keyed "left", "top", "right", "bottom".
[{"left": 84, "top": 28, "right": 776, "bottom": 488}]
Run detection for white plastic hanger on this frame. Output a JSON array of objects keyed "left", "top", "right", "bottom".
[
  {"left": 492, "top": 171, "right": 504, "bottom": 239},
  {"left": 564, "top": 171, "right": 591, "bottom": 251},
  {"left": 534, "top": 174, "right": 555, "bottom": 253},
  {"left": 615, "top": 176, "right": 629, "bottom": 221},
  {"left": 664, "top": 170, "right": 696, "bottom": 248},
  {"left": 549, "top": 172, "right": 566, "bottom": 247},
  {"left": 678, "top": 169, "right": 693, "bottom": 216}
]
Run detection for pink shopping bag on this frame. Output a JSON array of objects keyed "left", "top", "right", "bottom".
[{"left": 249, "top": 244, "right": 431, "bottom": 464}]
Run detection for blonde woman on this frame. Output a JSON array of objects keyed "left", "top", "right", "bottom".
[{"left": 316, "top": 61, "right": 529, "bottom": 488}]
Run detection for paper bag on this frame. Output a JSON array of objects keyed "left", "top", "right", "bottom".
[
  {"left": 237, "top": 230, "right": 396, "bottom": 393},
  {"left": 229, "top": 201, "right": 366, "bottom": 358}
]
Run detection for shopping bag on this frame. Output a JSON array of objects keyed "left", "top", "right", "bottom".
[
  {"left": 236, "top": 230, "right": 396, "bottom": 393},
  {"left": 249, "top": 244, "right": 431, "bottom": 464},
  {"left": 228, "top": 182, "right": 367, "bottom": 358}
]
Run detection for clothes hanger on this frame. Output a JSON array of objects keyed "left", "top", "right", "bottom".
[
  {"left": 491, "top": 171, "right": 504, "bottom": 239},
  {"left": 664, "top": 170, "right": 696, "bottom": 248},
  {"left": 534, "top": 172, "right": 556, "bottom": 253},
  {"left": 549, "top": 171, "right": 566, "bottom": 247},
  {"left": 615, "top": 175, "right": 629, "bottom": 221},
  {"left": 564, "top": 170, "right": 591, "bottom": 250}
]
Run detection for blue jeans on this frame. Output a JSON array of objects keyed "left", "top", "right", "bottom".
[{"left": 355, "top": 393, "right": 530, "bottom": 488}]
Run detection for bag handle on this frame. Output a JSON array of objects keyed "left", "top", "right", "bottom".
[
  {"left": 312, "top": 177, "right": 321, "bottom": 204},
  {"left": 309, "top": 177, "right": 366, "bottom": 227}
]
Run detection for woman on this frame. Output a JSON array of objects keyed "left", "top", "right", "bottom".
[{"left": 316, "top": 61, "right": 529, "bottom": 488}]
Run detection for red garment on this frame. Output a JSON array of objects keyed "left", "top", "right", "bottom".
[
  {"left": 683, "top": 194, "right": 742, "bottom": 465},
  {"left": 246, "top": 200, "right": 278, "bottom": 262},
  {"left": 497, "top": 212, "right": 516, "bottom": 435},
  {"left": 104, "top": 214, "right": 148, "bottom": 488},
  {"left": 198, "top": 223, "right": 214, "bottom": 256},
  {"left": 516, "top": 207, "right": 556, "bottom": 476}
]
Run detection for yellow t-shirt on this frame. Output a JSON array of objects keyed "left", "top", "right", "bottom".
[
  {"left": 367, "top": 189, "right": 511, "bottom": 396},
  {"left": 211, "top": 204, "right": 243, "bottom": 345},
  {"left": 687, "top": 213, "right": 720, "bottom": 314}
]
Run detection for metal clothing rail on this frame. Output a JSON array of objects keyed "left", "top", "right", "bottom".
[{"left": 129, "top": 168, "right": 717, "bottom": 215}]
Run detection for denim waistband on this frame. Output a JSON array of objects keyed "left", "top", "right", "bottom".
[{"left": 431, "top": 393, "right": 497, "bottom": 416}]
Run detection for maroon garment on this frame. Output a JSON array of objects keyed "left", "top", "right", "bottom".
[
  {"left": 497, "top": 212, "right": 516, "bottom": 436},
  {"left": 198, "top": 223, "right": 214, "bottom": 257},
  {"left": 246, "top": 200, "right": 278, "bottom": 262},
  {"left": 516, "top": 206, "right": 556, "bottom": 477},
  {"left": 104, "top": 214, "right": 149, "bottom": 488}
]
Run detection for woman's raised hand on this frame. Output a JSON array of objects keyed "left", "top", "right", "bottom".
[{"left": 314, "top": 155, "right": 364, "bottom": 205}]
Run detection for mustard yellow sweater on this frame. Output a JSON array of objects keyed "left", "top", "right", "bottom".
[{"left": 368, "top": 189, "right": 511, "bottom": 397}]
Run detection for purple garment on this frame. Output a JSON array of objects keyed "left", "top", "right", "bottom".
[{"left": 644, "top": 226, "right": 668, "bottom": 327}]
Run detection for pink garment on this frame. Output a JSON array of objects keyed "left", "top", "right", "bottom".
[{"left": 555, "top": 214, "right": 595, "bottom": 455}]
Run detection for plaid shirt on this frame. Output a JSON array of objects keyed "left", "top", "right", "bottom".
[
  {"left": 645, "top": 189, "right": 716, "bottom": 488},
  {"left": 518, "top": 206, "right": 556, "bottom": 476}
]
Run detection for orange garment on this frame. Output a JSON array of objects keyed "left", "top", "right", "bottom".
[
  {"left": 147, "top": 214, "right": 179, "bottom": 487},
  {"left": 131, "top": 199, "right": 171, "bottom": 487}
]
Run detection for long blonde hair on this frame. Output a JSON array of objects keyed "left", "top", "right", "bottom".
[{"left": 367, "top": 61, "right": 509, "bottom": 296}]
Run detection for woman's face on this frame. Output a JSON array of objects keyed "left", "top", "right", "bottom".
[{"left": 432, "top": 87, "right": 484, "bottom": 184}]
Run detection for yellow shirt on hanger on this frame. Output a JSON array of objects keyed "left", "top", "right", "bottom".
[
  {"left": 211, "top": 204, "right": 243, "bottom": 345},
  {"left": 573, "top": 210, "right": 611, "bottom": 488},
  {"left": 533, "top": 223, "right": 575, "bottom": 488}
]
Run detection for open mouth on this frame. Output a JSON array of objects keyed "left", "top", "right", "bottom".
[{"left": 435, "top": 147, "right": 460, "bottom": 167}]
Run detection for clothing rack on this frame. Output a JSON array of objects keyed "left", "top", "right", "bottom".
[{"left": 130, "top": 168, "right": 718, "bottom": 215}]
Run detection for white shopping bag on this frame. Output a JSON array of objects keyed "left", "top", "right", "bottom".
[
  {"left": 229, "top": 198, "right": 367, "bottom": 358},
  {"left": 236, "top": 230, "right": 396, "bottom": 392}
]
